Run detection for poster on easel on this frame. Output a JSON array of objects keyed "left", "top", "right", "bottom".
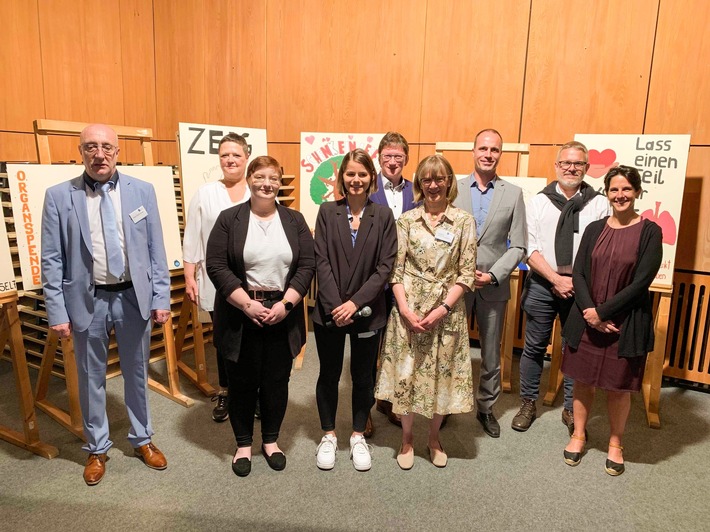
[
  {"left": 177, "top": 122, "right": 268, "bottom": 214},
  {"left": 299, "top": 132, "right": 384, "bottom": 228},
  {"left": 0, "top": 216, "right": 17, "bottom": 294},
  {"left": 575, "top": 134, "right": 691, "bottom": 290},
  {"left": 7, "top": 164, "right": 184, "bottom": 291}
]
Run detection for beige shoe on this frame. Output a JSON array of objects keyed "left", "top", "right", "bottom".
[
  {"left": 396, "top": 445, "right": 414, "bottom": 470},
  {"left": 428, "top": 445, "right": 448, "bottom": 468}
]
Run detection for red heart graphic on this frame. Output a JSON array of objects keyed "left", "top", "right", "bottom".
[
  {"left": 587, "top": 149, "right": 617, "bottom": 178},
  {"left": 348, "top": 135, "right": 354, "bottom": 140},
  {"left": 367, "top": 136, "right": 373, "bottom": 143},
  {"left": 305, "top": 135, "right": 315, "bottom": 144}
]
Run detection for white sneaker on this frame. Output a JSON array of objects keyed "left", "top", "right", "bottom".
[
  {"left": 350, "top": 434, "right": 372, "bottom": 471},
  {"left": 316, "top": 434, "right": 337, "bottom": 470}
]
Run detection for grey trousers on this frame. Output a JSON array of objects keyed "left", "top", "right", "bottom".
[{"left": 469, "top": 292, "right": 507, "bottom": 414}]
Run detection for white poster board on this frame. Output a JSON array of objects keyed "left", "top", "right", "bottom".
[
  {"left": 7, "top": 164, "right": 183, "bottom": 291},
  {"left": 178, "top": 122, "right": 268, "bottom": 214},
  {"left": 300, "top": 132, "right": 384, "bottom": 227},
  {"left": 575, "top": 134, "right": 691, "bottom": 289},
  {"left": 0, "top": 218, "right": 17, "bottom": 294}
]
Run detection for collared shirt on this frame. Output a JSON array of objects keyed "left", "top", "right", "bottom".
[
  {"left": 470, "top": 177, "right": 496, "bottom": 238},
  {"left": 347, "top": 203, "right": 365, "bottom": 247},
  {"left": 84, "top": 173, "right": 130, "bottom": 285},
  {"left": 526, "top": 183, "right": 610, "bottom": 274},
  {"left": 382, "top": 177, "right": 406, "bottom": 220}
]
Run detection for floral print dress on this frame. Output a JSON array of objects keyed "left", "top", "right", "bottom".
[{"left": 375, "top": 204, "right": 477, "bottom": 418}]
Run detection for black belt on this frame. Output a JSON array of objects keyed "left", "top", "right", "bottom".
[
  {"left": 247, "top": 289, "right": 284, "bottom": 301},
  {"left": 95, "top": 280, "right": 134, "bottom": 292}
]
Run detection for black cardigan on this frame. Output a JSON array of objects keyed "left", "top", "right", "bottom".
[{"left": 562, "top": 217, "right": 663, "bottom": 358}]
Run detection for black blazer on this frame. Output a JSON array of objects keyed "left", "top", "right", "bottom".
[
  {"left": 312, "top": 198, "right": 397, "bottom": 332},
  {"left": 206, "top": 201, "right": 315, "bottom": 362},
  {"left": 563, "top": 217, "right": 663, "bottom": 358}
]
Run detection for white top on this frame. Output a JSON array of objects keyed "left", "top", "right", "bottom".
[
  {"left": 382, "top": 177, "right": 407, "bottom": 220},
  {"left": 243, "top": 212, "right": 292, "bottom": 291},
  {"left": 183, "top": 180, "right": 250, "bottom": 311},
  {"left": 86, "top": 179, "right": 130, "bottom": 285},
  {"left": 526, "top": 183, "right": 610, "bottom": 274}
]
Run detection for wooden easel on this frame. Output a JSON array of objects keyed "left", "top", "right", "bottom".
[
  {"left": 31, "top": 119, "right": 192, "bottom": 441},
  {"left": 0, "top": 291, "right": 58, "bottom": 458},
  {"left": 173, "top": 299, "right": 215, "bottom": 396},
  {"left": 434, "top": 141, "right": 529, "bottom": 390}
]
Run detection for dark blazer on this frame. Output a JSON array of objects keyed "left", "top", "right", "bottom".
[
  {"left": 563, "top": 217, "right": 663, "bottom": 358},
  {"left": 369, "top": 173, "right": 417, "bottom": 213},
  {"left": 206, "top": 201, "right": 315, "bottom": 362},
  {"left": 311, "top": 198, "right": 397, "bottom": 333}
]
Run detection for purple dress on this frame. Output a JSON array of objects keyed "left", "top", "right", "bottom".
[{"left": 562, "top": 222, "right": 646, "bottom": 392}]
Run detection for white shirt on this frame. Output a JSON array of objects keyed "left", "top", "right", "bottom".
[
  {"left": 382, "top": 177, "right": 406, "bottom": 220},
  {"left": 183, "top": 180, "right": 250, "bottom": 311},
  {"left": 243, "top": 212, "right": 292, "bottom": 291},
  {"left": 526, "top": 183, "right": 610, "bottom": 274},
  {"left": 86, "top": 179, "right": 129, "bottom": 285}
]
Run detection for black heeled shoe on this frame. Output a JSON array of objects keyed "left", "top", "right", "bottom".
[
  {"left": 563, "top": 434, "right": 586, "bottom": 466},
  {"left": 232, "top": 452, "right": 252, "bottom": 477},
  {"left": 262, "top": 445, "right": 286, "bottom": 471},
  {"left": 605, "top": 443, "right": 625, "bottom": 476}
]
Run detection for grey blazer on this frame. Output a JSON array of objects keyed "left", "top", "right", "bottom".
[{"left": 453, "top": 174, "right": 527, "bottom": 302}]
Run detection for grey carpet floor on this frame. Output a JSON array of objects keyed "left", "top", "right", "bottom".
[{"left": 1, "top": 335, "right": 709, "bottom": 532}]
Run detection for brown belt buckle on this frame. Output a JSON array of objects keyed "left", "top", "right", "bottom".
[{"left": 252, "top": 290, "right": 266, "bottom": 301}]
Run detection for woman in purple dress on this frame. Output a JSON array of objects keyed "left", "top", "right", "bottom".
[{"left": 561, "top": 165, "right": 662, "bottom": 476}]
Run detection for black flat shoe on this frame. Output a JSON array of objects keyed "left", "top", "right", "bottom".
[
  {"left": 563, "top": 435, "right": 586, "bottom": 466},
  {"left": 232, "top": 457, "right": 251, "bottom": 477},
  {"left": 605, "top": 459, "right": 625, "bottom": 476},
  {"left": 262, "top": 445, "right": 286, "bottom": 471}
]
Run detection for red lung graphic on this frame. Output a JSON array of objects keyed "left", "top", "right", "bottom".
[
  {"left": 587, "top": 149, "right": 617, "bottom": 178},
  {"left": 641, "top": 201, "right": 676, "bottom": 245}
]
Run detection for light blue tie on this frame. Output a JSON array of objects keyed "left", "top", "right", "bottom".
[{"left": 97, "top": 181, "right": 125, "bottom": 279}]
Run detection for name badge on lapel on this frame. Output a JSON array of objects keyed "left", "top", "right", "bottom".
[
  {"left": 435, "top": 228, "right": 454, "bottom": 244},
  {"left": 129, "top": 206, "right": 148, "bottom": 223}
]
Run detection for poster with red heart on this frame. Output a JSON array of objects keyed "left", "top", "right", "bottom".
[
  {"left": 575, "top": 134, "right": 691, "bottom": 289},
  {"left": 300, "top": 132, "right": 384, "bottom": 228}
]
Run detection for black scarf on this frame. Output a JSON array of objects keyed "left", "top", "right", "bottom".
[{"left": 539, "top": 181, "right": 600, "bottom": 268}]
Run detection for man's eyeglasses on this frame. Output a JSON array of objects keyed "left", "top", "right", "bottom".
[
  {"left": 81, "top": 143, "right": 118, "bottom": 156},
  {"left": 381, "top": 154, "right": 405, "bottom": 162},
  {"left": 557, "top": 160, "right": 587, "bottom": 170},
  {"left": 420, "top": 176, "right": 449, "bottom": 187}
]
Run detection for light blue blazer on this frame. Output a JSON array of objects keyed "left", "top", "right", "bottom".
[{"left": 41, "top": 171, "right": 171, "bottom": 332}]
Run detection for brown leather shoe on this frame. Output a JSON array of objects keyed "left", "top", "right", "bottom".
[
  {"left": 83, "top": 453, "right": 108, "bottom": 486},
  {"left": 363, "top": 412, "right": 374, "bottom": 438},
  {"left": 134, "top": 442, "right": 168, "bottom": 470},
  {"left": 561, "top": 408, "right": 575, "bottom": 436},
  {"left": 376, "top": 400, "right": 402, "bottom": 427},
  {"left": 511, "top": 398, "right": 537, "bottom": 432}
]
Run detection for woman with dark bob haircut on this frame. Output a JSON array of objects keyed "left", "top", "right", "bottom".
[
  {"left": 561, "top": 165, "right": 663, "bottom": 476},
  {"left": 312, "top": 148, "right": 397, "bottom": 472},
  {"left": 206, "top": 155, "right": 315, "bottom": 477}
]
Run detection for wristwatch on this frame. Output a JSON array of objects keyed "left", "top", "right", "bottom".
[{"left": 281, "top": 298, "right": 294, "bottom": 312}]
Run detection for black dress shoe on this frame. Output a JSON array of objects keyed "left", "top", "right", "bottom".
[
  {"left": 476, "top": 411, "right": 500, "bottom": 438},
  {"left": 605, "top": 459, "right": 625, "bottom": 476},
  {"left": 262, "top": 445, "right": 286, "bottom": 471},
  {"left": 232, "top": 457, "right": 251, "bottom": 477}
]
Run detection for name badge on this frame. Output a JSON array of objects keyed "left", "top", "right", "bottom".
[
  {"left": 435, "top": 228, "right": 454, "bottom": 244},
  {"left": 129, "top": 206, "right": 148, "bottom": 223}
]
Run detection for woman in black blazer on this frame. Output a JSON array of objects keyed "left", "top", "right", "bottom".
[
  {"left": 206, "top": 156, "right": 315, "bottom": 477},
  {"left": 312, "top": 149, "right": 397, "bottom": 472}
]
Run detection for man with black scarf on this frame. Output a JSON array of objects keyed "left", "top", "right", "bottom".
[{"left": 511, "top": 141, "right": 610, "bottom": 434}]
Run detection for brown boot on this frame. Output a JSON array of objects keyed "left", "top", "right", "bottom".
[
  {"left": 83, "top": 453, "right": 108, "bottom": 486},
  {"left": 511, "top": 399, "right": 537, "bottom": 432}
]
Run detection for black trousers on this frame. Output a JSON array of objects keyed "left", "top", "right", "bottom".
[
  {"left": 209, "top": 311, "right": 228, "bottom": 388},
  {"left": 226, "top": 323, "right": 293, "bottom": 447},
  {"left": 314, "top": 322, "right": 381, "bottom": 433}
]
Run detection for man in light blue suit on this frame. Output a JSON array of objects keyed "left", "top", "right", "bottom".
[
  {"left": 41, "top": 124, "right": 171, "bottom": 485},
  {"left": 453, "top": 129, "right": 527, "bottom": 438}
]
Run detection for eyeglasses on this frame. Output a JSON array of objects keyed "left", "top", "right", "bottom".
[
  {"left": 557, "top": 160, "right": 587, "bottom": 170},
  {"left": 81, "top": 143, "right": 118, "bottom": 155},
  {"left": 420, "top": 176, "right": 449, "bottom": 187},
  {"left": 381, "top": 154, "right": 405, "bottom": 162},
  {"left": 251, "top": 175, "right": 281, "bottom": 185}
]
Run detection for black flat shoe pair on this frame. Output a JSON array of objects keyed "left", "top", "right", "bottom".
[{"left": 262, "top": 445, "right": 286, "bottom": 471}]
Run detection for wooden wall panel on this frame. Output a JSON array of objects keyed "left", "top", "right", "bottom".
[
  {"left": 0, "top": 0, "right": 45, "bottom": 132},
  {"left": 419, "top": 0, "right": 530, "bottom": 144},
  {"left": 645, "top": 0, "right": 710, "bottom": 143},
  {"left": 521, "top": 0, "right": 658, "bottom": 144},
  {"left": 153, "top": 0, "right": 267, "bottom": 140},
  {"left": 0, "top": 133, "right": 38, "bottom": 163},
  {"left": 265, "top": 0, "right": 427, "bottom": 143},
  {"left": 675, "top": 147, "right": 710, "bottom": 271},
  {"left": 38, "top": 0, "right": 126, "bottom": 125}
]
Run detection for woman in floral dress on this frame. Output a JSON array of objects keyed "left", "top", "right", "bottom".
[{"left": 375, "top": 154, "right": 477, "bottom": 470}]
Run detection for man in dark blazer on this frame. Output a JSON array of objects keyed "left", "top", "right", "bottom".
[
  {"left": 453, "top": 129, "right": 527, "bottom": 438},
  {"left": 369, "top": 132, "right": 418, "bottom": 429},
  {"left": 41, "top": 124, "right": 171, "bottom": 485}
]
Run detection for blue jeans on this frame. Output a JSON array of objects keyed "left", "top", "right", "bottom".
[{"left": 519, "top": 273, "right": 574, "bottom": 411}]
